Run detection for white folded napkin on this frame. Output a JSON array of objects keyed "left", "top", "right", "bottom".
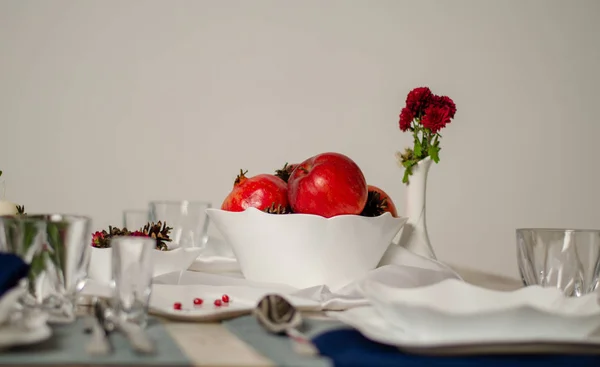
[
  {"left": 291, "top": 264, "right": 461, "bottom": 310},
  {"left": 153, "top": 245, "right": 462, "bottom": 311}
]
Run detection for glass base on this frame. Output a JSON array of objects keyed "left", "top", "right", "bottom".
[
  {"left": 115, "top": 300, "right": 149, "bottom": 328},
  {"left": 116, "top": 310, "right": 148, "bottom": 329},
  {"left": 20, "top": 293, "right": 77, "bottom": 324}
]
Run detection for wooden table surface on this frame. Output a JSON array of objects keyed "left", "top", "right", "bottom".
[{"left": 160, "top": 266, "right": 523, "bottom": 367}]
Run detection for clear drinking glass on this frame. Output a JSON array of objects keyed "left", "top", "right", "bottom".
[
  {"left": 517, "top": 228, "right": 600, "bottom": 296},
  {"left": 123, "top": 209, "right": 150, "bottom": 231},
  {"left": 112, "top": 236, "right": 155, "bottom": 327},
  {"left": 0, "top": 214, "right": 92, "bottom": 322},
  {"left": 148, "top": 200, "right": 211, "bottom": 249}
]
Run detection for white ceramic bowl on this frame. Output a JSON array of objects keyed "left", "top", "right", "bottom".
[{"left": 205, "top": 207, "right": 407, "bottom": 289}]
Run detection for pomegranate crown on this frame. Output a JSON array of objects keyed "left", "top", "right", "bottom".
[
  {"left": 360, "top": 190, "right": 389, "bottom": 217},
  {"left": 234, "top": 169, "right": 248, "bottom": 187},
  {"left": 274, "top": 162, "right": 294, "bottom": 183}
]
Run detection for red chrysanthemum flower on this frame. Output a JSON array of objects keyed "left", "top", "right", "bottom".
[
  {"left": 91, "top": 231, "right": 104, "bottom": 247},
  {"left": 397, "top": 86, "right": 457, "bottom": 184},
  {"left": 131, "top": 231, "right": 149, "bottom": 237},
  {"left": 406, "top": 87, "right": 433, "bottom": 116},
  {"left": 431, "top": 95, "right": 456, "bottom": 119},
  {"left": 420, "top": 105, "right": 451, "bottom": 133},
  {"left": 398, "top": 107, "right": 414, "bottom": 132}
]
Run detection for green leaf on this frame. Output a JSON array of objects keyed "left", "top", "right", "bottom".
[
  {"left": 21, "top": 222, "right": 45, "bottom": 294},
  {"left": 402, "top": 162, "right": 415, "bottom": 184},
  {"left": 414, "top": 136, "right": 422, "bottom": 157},
  {"left": 22, "top": 222, "right": 39, "bottom": 255},
  {"left": 402, "top": 159, "right": 418, "bottom": 168},
  {"left": 402, "top": 167, "right": 411, "bottom": 184},
  {"left": 428, "top": 145, "right": 441, "bottom": 163},
  {"left": 47, "top": 222, "right": 65, "bottom": 271},
  {"left": 0, "top": 170, "right": 3, "bottom": 177}
]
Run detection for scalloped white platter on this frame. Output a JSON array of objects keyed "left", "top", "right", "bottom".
[
  {"left": 328, "top": 306, "right": 600, "bottom": 356},
  {"left": 327, "top": 278, "right": 600, "bottom": 355}
]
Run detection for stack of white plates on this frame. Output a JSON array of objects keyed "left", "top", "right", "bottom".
[{"left": 329, "top": 279, "right": 600, "bottom": 355}]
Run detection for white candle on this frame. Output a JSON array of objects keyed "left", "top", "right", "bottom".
[{"left": 0, "top": 201, "right": 18, "bottom": 216}]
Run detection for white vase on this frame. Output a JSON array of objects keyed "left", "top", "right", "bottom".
[
  {"left": 88, "top": 247, "right": 113, "bottom": 286},
  {"left": 398, "top": 157, "right": 437, "bottom": 259}
]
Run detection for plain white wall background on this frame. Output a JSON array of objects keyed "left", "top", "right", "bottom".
[{"left": 1, "top": 0, "right": 599, "bottom": 278}]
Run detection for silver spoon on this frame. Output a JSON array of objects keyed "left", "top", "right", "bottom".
[{"left": 253, "top": 294, "right": 318, "bottom": 356}]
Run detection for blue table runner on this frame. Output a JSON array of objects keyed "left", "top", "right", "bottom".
[
  {"left": 0, "top": 317, "right": 191, "bottom": 366},
  {"left": 223, "top": 315, "right": 600, "bottom": 367}
]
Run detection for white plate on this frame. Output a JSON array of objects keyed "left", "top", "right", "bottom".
[
  {"left": 149, "top": 284, "right": 321, "bottom": 321},
  {"left": 0, "top": 309, "right": 52, "bottom": 350},
  {"left": 328, "top": 306, "right": 600, "bottom": 355},
  {"left": 363, "top": 278, "right": 600, "bottom": 316},
  {"left": 360, "top": 278, "right": 600, "bottom": 341},
  {"left": 151, "top": 263, "right": 461, "bottom": 312},
  {"left": 0, "top": 287, "right": 52, "bottom": 349},
  {"left": 0, "top": 287, "right": 27, "bottom": 324},
  {"left": 81, "top": 247, "right": 463, "bottom": 317}
]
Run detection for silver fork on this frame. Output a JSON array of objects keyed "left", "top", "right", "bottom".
[
  {"left": 96, "top": 299, "right": 156, "bottom": 355},
  {"left": 84, "top": 297, "right": 112, "bottom": 356}
]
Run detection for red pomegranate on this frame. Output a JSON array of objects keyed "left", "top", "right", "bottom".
[
  {"left": 221, "top": 170, "right": 290, "bottom": 214},
  {"left": 287, "top": 152, "right": 368, "bottom": 218},
  {"left": 361, "top": 185, "right": 398, "bottom": 217}
]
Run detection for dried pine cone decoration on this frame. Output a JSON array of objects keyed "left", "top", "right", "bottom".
[
  {"left": 91, "top": 223, "right": 173, "bottom": 250},
  {"left": 91, "top": 226, "right": 132, "bottom": 248},
  {"left": 108, "top": 225, "right": 130, "bottom": 237},
  {"left": 141, "top": 221, "right": 173, "bottom": 251}
]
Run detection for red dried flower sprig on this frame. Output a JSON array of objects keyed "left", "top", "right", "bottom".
[{"left": 397, "top": 87, "right": 456, "bottom": 184}]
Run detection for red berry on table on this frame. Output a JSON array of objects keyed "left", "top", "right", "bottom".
[
  {"left": 222, "top": 294, "right": 230, "bottom": 303},
  {"left": 173, "top": 302, "right": 182, "bottom": 310},
  {"left": 193, "top": 298, "right": 203, "bottom": 306},
  {"left": 214, "top": 299, "right": 222, "bottom": 307}
]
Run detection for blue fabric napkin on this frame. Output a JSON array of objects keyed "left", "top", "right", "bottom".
[
  {"left": 0, "top": 253, "right": 29, "bottom": 297},
  {"left": 312, "top": 328, "right": 600, "bottom": 367}
]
